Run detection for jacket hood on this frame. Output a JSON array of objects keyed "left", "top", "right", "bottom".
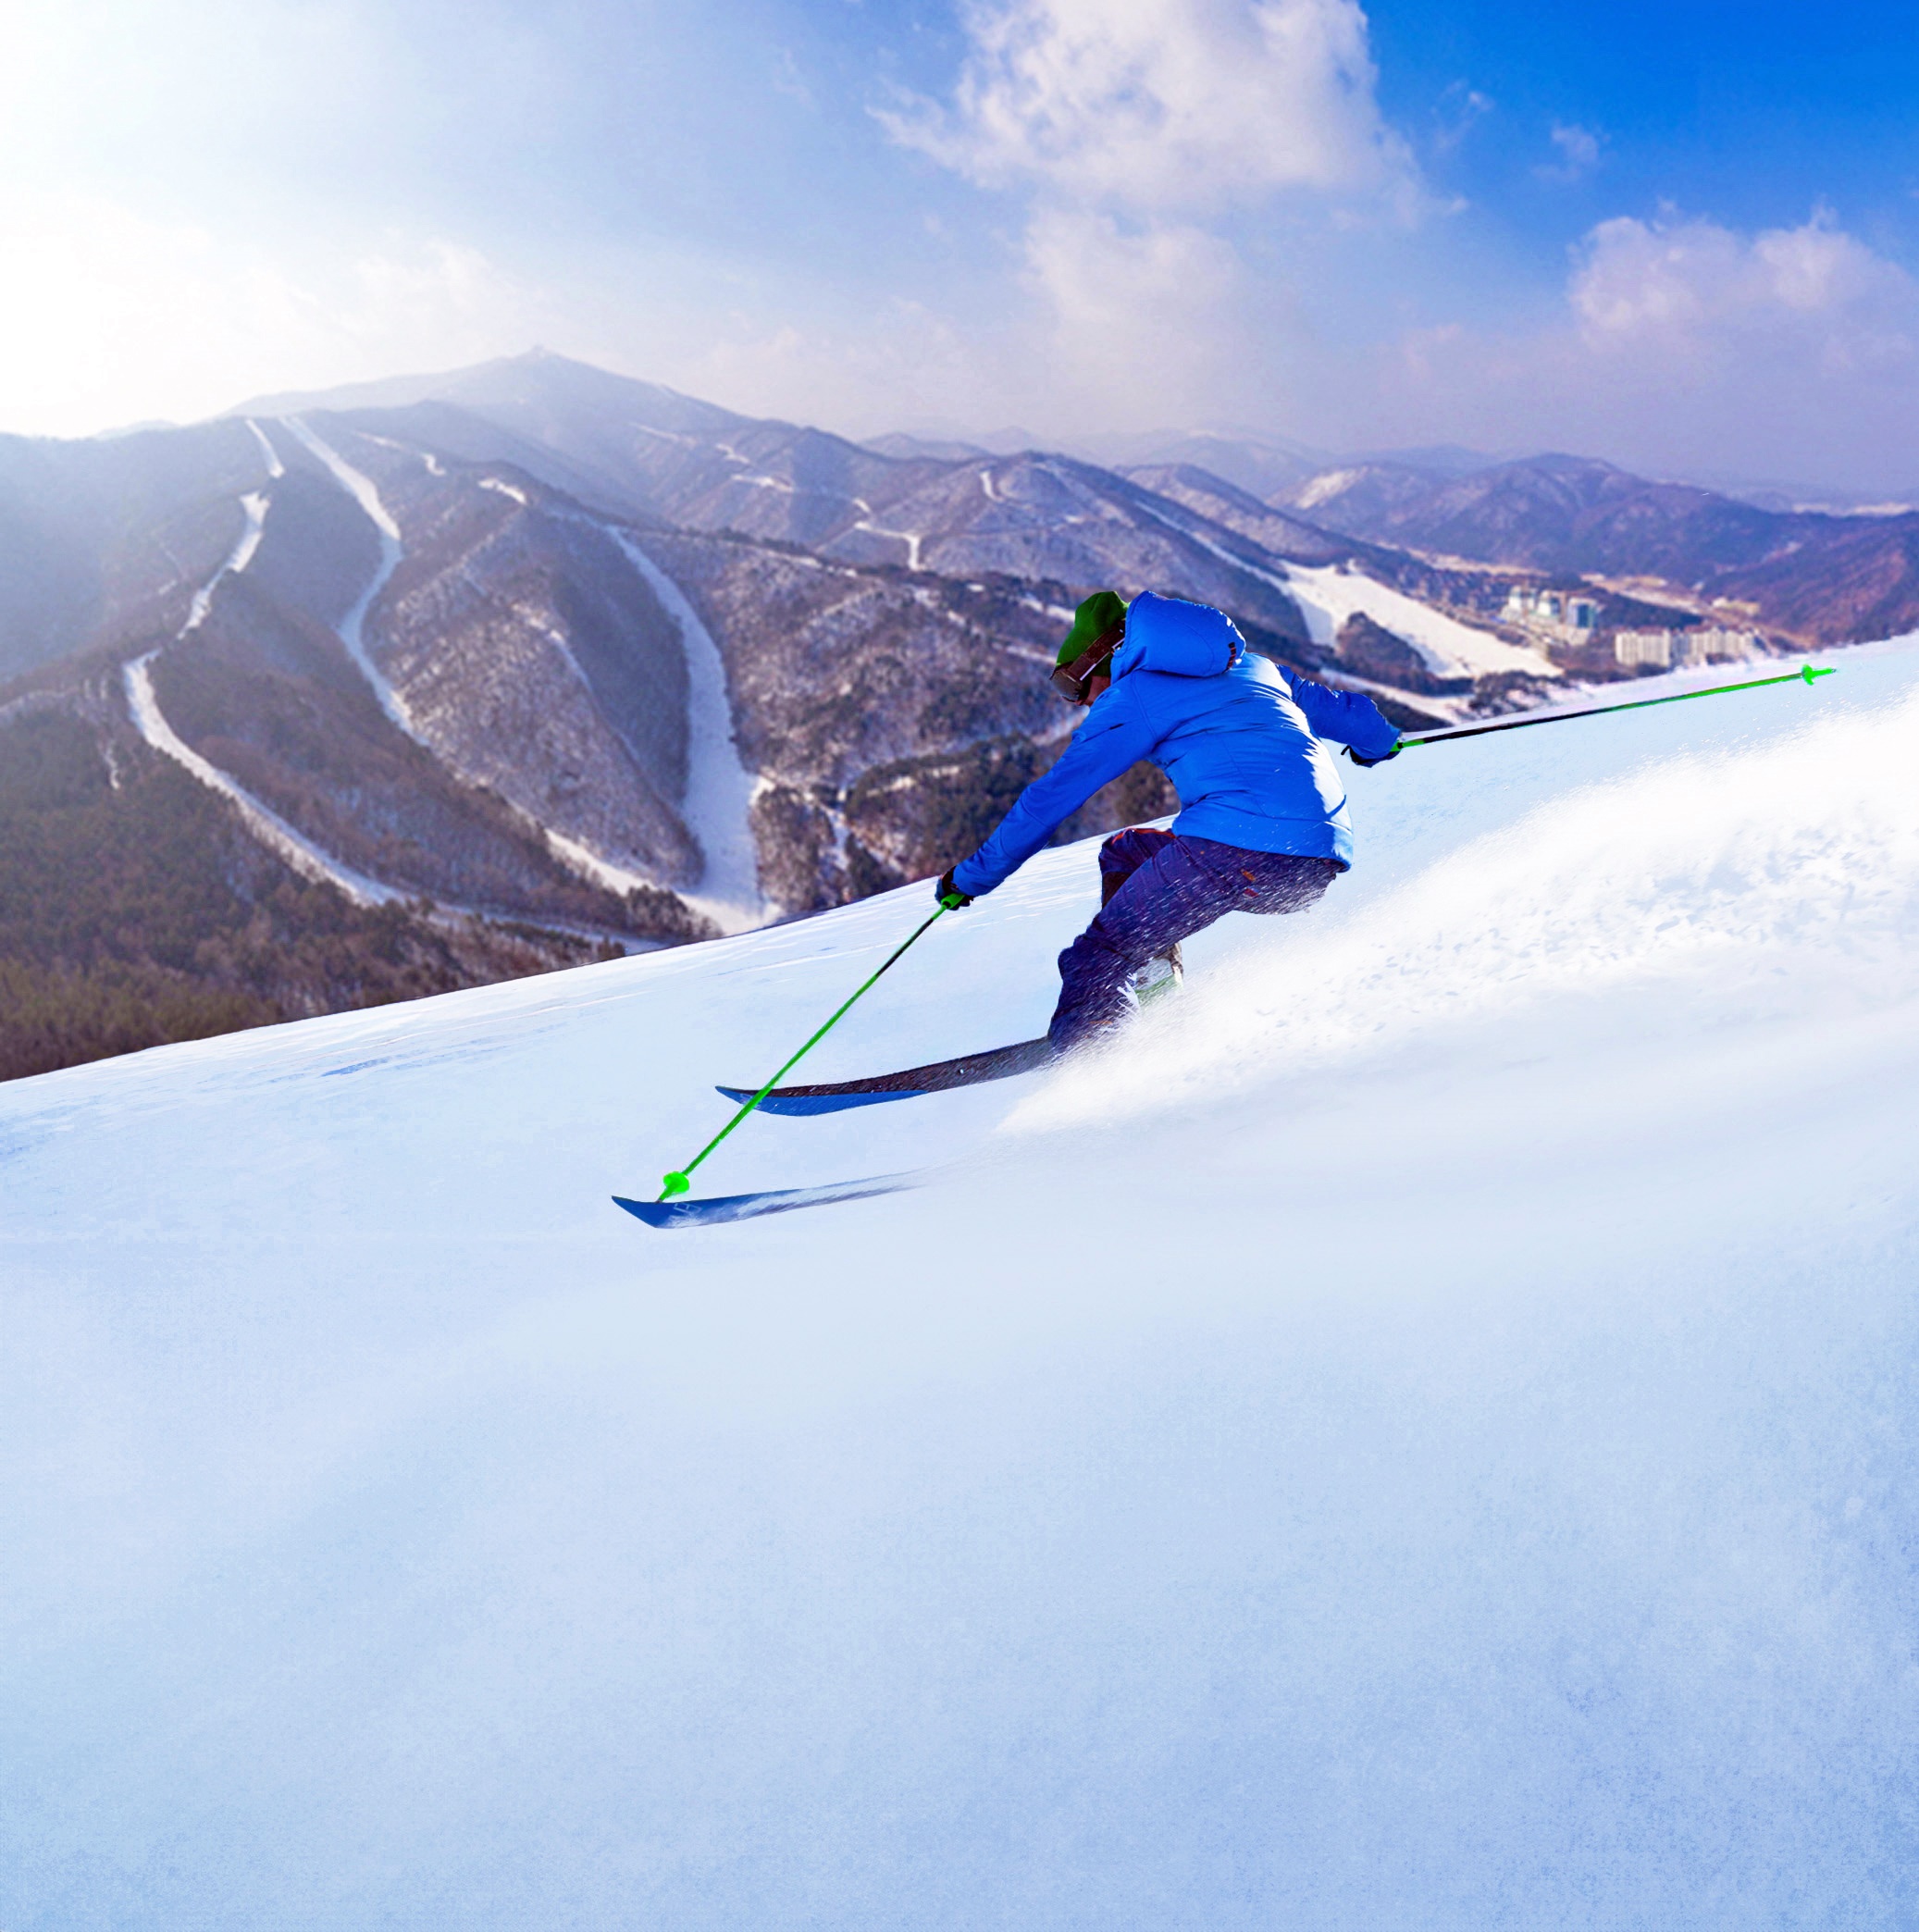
[{"left": 1110, "top": 590, "right": 1244, "bottom": 683}]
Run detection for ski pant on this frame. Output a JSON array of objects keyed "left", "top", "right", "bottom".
[{"left": 1048, "top": 826, "right": 1339, "bottom": 1051}]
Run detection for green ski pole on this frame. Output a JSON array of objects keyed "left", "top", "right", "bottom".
[
  {"left": 659, "top": 901, "right": 953, "bottom": 1201},
  {"left": 1397, "top": 661, "right": 1836, "bottom": 750}
]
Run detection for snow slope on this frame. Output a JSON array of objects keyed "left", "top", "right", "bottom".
[
  {"left": 6, "top": 643, "right": 1919, "bottom": 1927},
  {"left": 600, "top": 525, "right": 767, "bottom": 931},
  {"left": 1282, "top": 558, "right": 1552, "bottom": 679},
  {"left": 122, "top": 489, "right": 400, "bottom": 907},
  {"left": 280, "top": 415, "right": 415, "bottom": 737}
]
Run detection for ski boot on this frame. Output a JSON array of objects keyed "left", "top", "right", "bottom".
[{"left": 1129, "top": 944, "right": 1183, "bottom": 1007}]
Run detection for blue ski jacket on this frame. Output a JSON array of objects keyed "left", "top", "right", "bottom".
[{"left": 950, "top": 591, "right": 1399, "bottom": 898}]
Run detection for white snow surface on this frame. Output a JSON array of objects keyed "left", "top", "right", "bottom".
[
  {"left": 850, "top": 514, "right": 924, "bottom": 568},
  {"left": 119, "top": 488, "right": 398, "bottom": 909},
  {"left": 123, "top": 650, "right": 397, "bottom": 907},
  {"left": 1112, "top": 489, "right": 1537, "bottom": 695},
  {"left": 1282, "top": 559, "right": 1553, "bottom": 680},
  {"left": 8, "top": 642, "right": 1919, "bottom": 1926},
  {"left": 600, "top": 525, "right": 768, "bottom": 930},
  {"left": 181, "top": 489, "right": 269, "bottom": 638},
  {"left": 244, "top": 417, "right": 285, "bottom": 479},
  {"left": 280, "top": 415, "right": 416, "bottom": 738}
]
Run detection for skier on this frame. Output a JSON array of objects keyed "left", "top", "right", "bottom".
[{"left": 935, "top": 588, "right": 1401, "bottom": 1050}]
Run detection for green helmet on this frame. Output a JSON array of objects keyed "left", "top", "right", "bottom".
[{"left": 1056, "top": 589, "right": 1129, "bottom": 668}]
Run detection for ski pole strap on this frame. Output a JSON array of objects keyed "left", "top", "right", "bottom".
[
  {"left": 1397, "top": 662, "right": 1835, "bottom": 750},
  {"left": 660, "top": 902, "right": 949, "bottom": 1200}
]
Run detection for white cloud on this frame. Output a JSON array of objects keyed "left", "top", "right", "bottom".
[
  {"left": 1020, "top": 206, "right": 1258, "bottom": 415},
  {"left": 677, "top": 301, "right": 1017, "bottom": 439},
  {"left": 1569, "top": 211, "right": 1917, "bottom": 373},
  {"left": 871, "top": 0, "right": 1415, "bottom": 433},
  {"left": 1357, "top": 212, "right": 1919, "bottom": 490},
  {"left": 0, "top": 192, "right": 551, "bottom": 434},
  {"left": 884, "top": 0, "right": 1412, "bottom": 213},
  {"left": 1431, "top": 83, "right": 1493, "bottom": 157},
  {"left": 1537, "top": 122, "right": 1601, "bottom": 184},
  {"left": 663, "top": 216, "right": 1264, "bottom": 440}
]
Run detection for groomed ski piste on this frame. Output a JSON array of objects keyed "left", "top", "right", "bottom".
[{"left": 6, "top": 640, "right": 1919, "bottom": 1926}]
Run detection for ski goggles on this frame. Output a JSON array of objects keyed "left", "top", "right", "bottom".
[{"left": 1049, "top": 626, "right": 1125, "bottom": 704}]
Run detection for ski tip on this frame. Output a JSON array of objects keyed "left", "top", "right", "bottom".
[
  {"left": 613, "top": 1170, "right": 925, "bottom": 1230},
  {"left": 615, "top": 1194, "right": 704, "bottom": 1229}
]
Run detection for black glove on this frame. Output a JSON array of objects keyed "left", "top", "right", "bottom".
[
  {"left": 936, "top": 868, "right": 973, "bottom": 910},
  {"left": 1345, "top": 739, "right": 1401, "bottom": 769}
]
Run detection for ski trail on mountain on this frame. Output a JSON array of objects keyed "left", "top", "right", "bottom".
[
  {"left": 280, "top": 416, "right": 417, "bottom": 739},
  {"left": 255, "top": 433, "right": 745, "bottom": 932},
  {"left": 1280, "top": 560, "right": 1549, "bottom": 680},
  {"left": 844, "top": 493, "right": 923, "bottom": 567},
  {"left": 599, "top": 525, "right": 767, "bottom": 931},
  {"left": 244, "top": 418, "right": 284, "bottom": 479},
  {"left": 1123, "top": 483, "right": 1547, "bottom": 687},
  {"left": 850, "top": 517, "right": 923, "bottom": 568},
  {"left": 120, "top": 475, "right": 633, "bottom": 936},
  {"left": 124, "top": 659, "right": 398, "bottom": 904},
  {"left": 122, "top": 490, "right": 400, "bottom": 908},
  {"left": 180, "top": 490, "right": 269, "bottom": 638},
  {"left": 272, "top": 449, "right": 647, "bottom": 914}
]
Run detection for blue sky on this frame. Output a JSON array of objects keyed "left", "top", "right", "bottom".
[{"left": 4, "top": 0, "right": 1916, "bottom": 489}]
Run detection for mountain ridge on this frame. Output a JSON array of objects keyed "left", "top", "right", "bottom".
[
  {"left": 1277, "top": 451, "right": 1919, "bottom": 644},
  {"left": 4, "top": 349, "right": 1888, "bottom": 1082}
]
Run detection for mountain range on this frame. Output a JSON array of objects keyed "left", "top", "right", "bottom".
[
  {"left": 1279, "top": 454, "right": 1919, "bottom": 642},
  {"left": 3, "top": 349, "right": 1912, "bottom": 1079}
]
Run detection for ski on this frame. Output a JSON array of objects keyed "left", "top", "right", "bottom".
[
  {"left": 715, "top": 1035, "right": 1058, "bottom": 1117},
  {"left": 613, "top": 1170, "right": 926, "bottom": 1230}
]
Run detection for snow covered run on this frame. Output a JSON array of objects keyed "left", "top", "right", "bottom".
[
  {"left": 600, "top": 525, "right": 767, "bottom": 930},
  {"left": 1281, "top": 559, "right": 1551, "bottom": 680},
  {"left": 120, "top": 489, "right": 397, "bottom": 909},
  {"left": 180, "top": 489, "right": 269, "bottom": 637},
  {"left": 9, "top": 641, "right": 1919, "bottom": 1926},
  {"left": 123, "top": 652, "right": 396, "bottom": 906},
  {"left": 244, "top": 417, "right": 284, "bottom": 479},
  {"left": 1119, "top": 485, "right": 1530, "bottom": 693},
  {"left": 849, "top": 513, "right": 924, "bottom": 569},
  {"left": 280, "top": 415, "right": 416, "bottom": 738},
  {"left": 538, "top": 824, "right": 658, "bottom": 903}
]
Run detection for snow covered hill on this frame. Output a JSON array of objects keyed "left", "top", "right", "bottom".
[
  {"left": 6, "top": 641, "right": 1918, "bottom": 1926},
  {"left": 1283, "top": 452, "right": 1919, "bottom": 648}
]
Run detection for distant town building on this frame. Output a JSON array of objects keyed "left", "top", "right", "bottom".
[
  {"left": 1612, "top": 626, "right": 1761, "bottom": 672},
  {"left": 1682, "top": 627, "right": 1761, "bottom": 665},
  {"left": 1503, "top": 586, "right": 1599, "bottom": 643},
  {"left": 1614, "top": 629, "right": 1674, "bottom": 669}
]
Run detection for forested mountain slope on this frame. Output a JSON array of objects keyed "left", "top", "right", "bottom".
[
  {"left": 1285, "top": 452, "right": 1919, "bottom": 643},
  {"left": 11, "top": 352, "right": 1899, "bottom": 1083}
]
